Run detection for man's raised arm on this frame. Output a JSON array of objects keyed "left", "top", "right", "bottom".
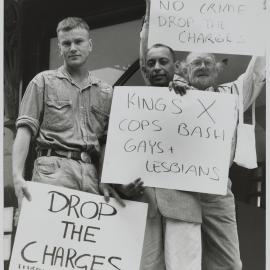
[
  {"left": 237, "top": 56, "right": 266, "bottom": 111},
  {"left": 140, "top": 0, "right": 150, "bottom": 82}
]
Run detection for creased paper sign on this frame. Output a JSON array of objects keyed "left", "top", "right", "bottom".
[
  {"left": 101, "top": 86, "right": 238, "bottom": 195},
  {"left": 9, "top": 182, "right": 148, "bottom": 270},
  {"left": 148, "top": 0, "right": 266, "bottom": 55}
]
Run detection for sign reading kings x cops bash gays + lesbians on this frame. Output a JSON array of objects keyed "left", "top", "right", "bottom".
[{"left": 101, "top": 86, "right": 238, "bottom": 195}]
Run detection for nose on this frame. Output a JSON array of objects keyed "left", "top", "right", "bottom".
[
  {"left": 200, "top": 61, "right": 207, "bottom": 69},
  {"left": 70, "top": 42, "right": 77, "bottom": 52},
  {"left": 154, "top": 61, "right": 161, "bottom": 70}
]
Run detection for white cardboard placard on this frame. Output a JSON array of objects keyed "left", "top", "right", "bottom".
[
  {"left": 9, "top": 182, "right": 148, "bottom": 270},
  {"left": 148, "top": 0, "right": 266, "bottom": 56},
  {"left": 101, "top": 86, "right": 238, "bottom": 195}
]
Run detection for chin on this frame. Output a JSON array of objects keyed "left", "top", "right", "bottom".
[
  {"left": 152, "top": 82, "right": 168, "bottom": 87},
  {"left": 192, "top": 78, "right": 213, "bottom": 90},
  {"left": 150, "top": 78, "right": 169, "bottom": 87},
  {"left": 67, "top": 61, "right": 83, "bottom": 68}
]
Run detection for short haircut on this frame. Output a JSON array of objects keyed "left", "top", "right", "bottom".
[
  {"left": 56, "top": 17, "right": 90, "bottom": 36},
  {"left": 147, "top": 43, "right": 176, "bottom": 62}
]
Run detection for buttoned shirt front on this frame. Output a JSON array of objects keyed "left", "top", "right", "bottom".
[{"left": 16, "top": 66, "right": 113, "bottom": 153}]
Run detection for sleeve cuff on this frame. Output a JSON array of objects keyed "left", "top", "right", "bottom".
[{"left": 16, "top": 116, "right": 40, "bottom": 137}]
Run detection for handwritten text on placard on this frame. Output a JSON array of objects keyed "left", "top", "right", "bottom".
[
  {"left": 101, "top": 87, "right": 238, "bottom": 195},
  {"left": 148, "top": 0, "right": 266, "bottom": 55},
  {"left": 9, "top": 182, "right": 148, "bottom": 270}
]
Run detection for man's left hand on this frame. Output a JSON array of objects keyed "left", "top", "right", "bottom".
[
  {"left": 99, "top": 183, "right": 126, "bottom": 207},
  {"left": 115, "top": 178, "right": 144, "bottom": 199}
]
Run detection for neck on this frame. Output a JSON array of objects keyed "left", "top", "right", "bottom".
[
  {"left": 64, "top": 64, "right": 89, "bottom": 88},
  {"left": 64, "top": 64, "right": 88, "bottom": 79}
]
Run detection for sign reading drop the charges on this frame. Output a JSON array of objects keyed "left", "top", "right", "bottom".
[
  {"left": 101, "top": 86, "right": 238, "bottom": 195},
  {"left": 9, "top": 182, "right": 148, "bottom": 270},
  {"left": 148, "top": 0, "right": 266, "bottom": 55}
]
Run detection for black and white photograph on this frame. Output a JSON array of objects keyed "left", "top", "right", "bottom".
[{"left": 2, "top": 0, "right": 269, "bottom": 270}]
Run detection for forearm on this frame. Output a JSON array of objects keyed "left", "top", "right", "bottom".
[
  {"left": 241, "top": 56, "right": 266, "bottom": 111},
  {"left": 12, "top": 127, "right": 32, "bottom": 180},
  {"left": 140, "top": 0, "right": 150, "bottom": 62},
  {"left": 140, "top": 0, "right": 151, "bottom": 84}
]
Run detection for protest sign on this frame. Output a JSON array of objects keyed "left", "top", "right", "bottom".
[
  {"left": 101, "top": 86, "right": 238, "bottom": 195},
  {"left": 9, "top": 182, "right": 148, "bottom": 270},
  {"left": 148, "top": 0, "right": 266, "bottom": 55}
]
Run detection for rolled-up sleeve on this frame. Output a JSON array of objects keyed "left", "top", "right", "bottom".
[
  {"left": 16, "top": 74, "right": 45, "bottom": 137},
  {"left": 234, "top": 56, "right": 266, "bottom": 111}
]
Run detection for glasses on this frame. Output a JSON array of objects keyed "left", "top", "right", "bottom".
[{"left": 189, "top": 59, "right": 215, "bottom": 68}]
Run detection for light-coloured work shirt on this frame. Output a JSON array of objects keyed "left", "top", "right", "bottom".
[{"left": 16, "top": 66, "right": 112, "bottom": 153}]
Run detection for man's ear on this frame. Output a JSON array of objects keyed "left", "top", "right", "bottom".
[
  {"left": 216, "top": 58, "right": 228, "bottom": 74},
  {"left": 141, "top": 65, "right": 147, "bottom": 76},
  {"left": 89, "top": 38, "right": 93, "bottom": 52},
  {"left": 175, "top": 60, "right": 188, "bottom": 78},
  {"left": 58, "top": 43, "right": 63, "bottom": 56}
]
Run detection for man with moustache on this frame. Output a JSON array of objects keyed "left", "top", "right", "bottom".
[{"left": 132, "top": 42, "right": 202, "bottom": 270}]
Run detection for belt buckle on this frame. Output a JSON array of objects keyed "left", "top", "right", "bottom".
[{"left": 80, "top": 152, "right": 91, "bottom": 163}]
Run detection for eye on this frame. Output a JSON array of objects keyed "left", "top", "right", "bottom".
[
  {"left": 205, "top": 60, "right": 214, "bottom": 67},
  {"left": 62, "top": 41, "right": 71, "bottom": 47},
  {"left": 191, "top": 60, "right": 202, "bottom": 67},
  {"left": 147, "top": 60, "right": 155, "bottom": 67},
  {"left": 75, "top": 39, "right": 84, "bottom": 45},
  {"left": 160, "top": 58, "right": 169, "bottom": 65}
]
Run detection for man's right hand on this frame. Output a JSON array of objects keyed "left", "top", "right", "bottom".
[
  {"left": 169, "top": 75, "right": 195, "bottom": 96},
  {"left": 14, "top": 176, "right": 32, "bottom": 207},
  {"left": 169, "top": 80, "right": 188, "bottom": 96}
]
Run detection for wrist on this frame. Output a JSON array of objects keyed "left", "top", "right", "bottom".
[
  {"left": 114, "top": 185, "right": 129, "bottom": 199},
  {"left": 13, "top": 173, "right": 24, "bottom": 182}
]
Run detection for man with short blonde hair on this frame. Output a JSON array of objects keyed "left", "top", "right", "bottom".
[{"left": 13, "top": 17, "right": 142, "bottom": 221}]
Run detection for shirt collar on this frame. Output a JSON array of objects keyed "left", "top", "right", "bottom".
[
  {"left": 187, "top": 83, "right": 217, "bottom": 92},
  {"left": 205, "top": 86, "right": 216, "bottom": 92},
  {"left": 56, "top": 66, "right": 100, "bottom": 87}
]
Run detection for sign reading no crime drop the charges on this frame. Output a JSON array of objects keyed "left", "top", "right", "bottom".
[
  {"left": 148, "top": 0, "right": 266, "bottom": 55},
  {"left": 101, "top": 86, "right": 238, "bottom": 195},
  {"left": 9, "top": 182, "right": 148, "bottom": 270}
]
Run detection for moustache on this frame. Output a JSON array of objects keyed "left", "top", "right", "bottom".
[{"left": 150, "top": 71, "right": 167, "bottom": 77}]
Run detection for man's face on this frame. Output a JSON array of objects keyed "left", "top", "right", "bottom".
[
  {"left": 186, "top": 53, "right": 218, "bottom": 90},
  {"left": 145, "top": 47, "right": 175, "bottom": 87},
  {"left": 58, "top": 27, "right": 92, "bottom": 69}
]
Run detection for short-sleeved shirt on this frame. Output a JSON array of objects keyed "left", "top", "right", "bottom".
[{"left": 16, "top": 66, "right": 113, "bottom": 153}]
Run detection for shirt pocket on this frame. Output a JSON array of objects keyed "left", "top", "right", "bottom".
[
  {"left": 89, "top": 105, "right": 109, "bottom": 138},
  {"left": 44, "top": 99, "right": 73, "bottom": 131}
]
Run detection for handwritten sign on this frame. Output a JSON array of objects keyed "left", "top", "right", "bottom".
[
  {"left": 101, "top": 86, "right": 238, "bottom": 195},
  {"left": 148, "top": 0, "right": 266, "bottom": 55},
  {"left": 9, "top": 182, "right": 148, "bottom": 270}
]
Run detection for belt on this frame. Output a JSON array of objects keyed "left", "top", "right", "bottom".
[{"left": 37, "top": 149, "right": 92, "bottom": 163}]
